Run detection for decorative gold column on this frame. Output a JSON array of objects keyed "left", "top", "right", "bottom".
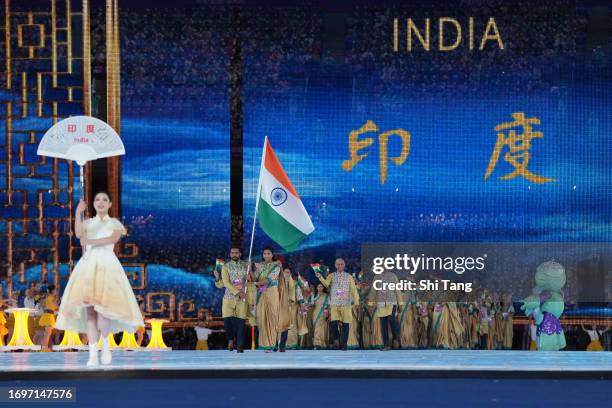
[
  {"left": 83, "top": 0, "right": 92, "bottom": 215},
  {"left": 105, "top": 0, "right": 121, "bottom": 218}
]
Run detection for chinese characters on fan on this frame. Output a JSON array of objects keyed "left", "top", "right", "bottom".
[
  {"left": 343, "top": 113, "right": 555, "bottom": 184},
  {"left": 67, "top": 122, "right": 97, "bottom": 144}
]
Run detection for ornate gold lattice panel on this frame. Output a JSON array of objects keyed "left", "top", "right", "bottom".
[
  {"left": 0, "top": 0, "right": 91, "bottom": 295},
  {"left": 0, "top": 1, "right": 207, "bottom": 324}
]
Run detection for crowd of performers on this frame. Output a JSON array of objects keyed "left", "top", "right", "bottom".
[
  {"left": 0, "top": 282, "right": 59, "bottom": 349},
  {"left": 2, "top": 214, "right": 609, "bottom": 361},
  {"left": 215, "top": 246, "right": 519, "bottom": 352}
]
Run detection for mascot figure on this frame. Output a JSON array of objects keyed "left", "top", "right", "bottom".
[{"left": 520, "top": 261, "right": 566, "bottom": 351}]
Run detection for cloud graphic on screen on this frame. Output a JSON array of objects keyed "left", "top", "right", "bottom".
[{"left": 122, "top": 150, "right": 230, "bottom": 210}]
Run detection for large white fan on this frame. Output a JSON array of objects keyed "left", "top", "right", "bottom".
[{"left": 37, "top": 116, "right": 125, "bottom": 197}]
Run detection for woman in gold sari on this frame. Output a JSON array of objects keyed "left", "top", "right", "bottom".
[
  {"left": 469, "top": 306, "right": 480, "bottom": 349},
  {"left": 460, "top": 303, "right": 471, "bottom": 349},
  {"left": 298, "top": 284, "right": 314, "bottom": 349},
  {"left": 416, "top": 301, "right": 429, "bottom": 348},
  {"left": 430, "top": 302, "right": 444, "bottom": 348},
  {"left": 295, "top": 280, "right": 310, "bottom": 349},
  {"left": 434, "top": 302, "right": 452, "bottom": 349},
  {"left": 436, "top": 294, "right": 465, "bottom": 350},
  {"left": 369, "top": 309, "right": 383, "bottom": 349},
  {"left": 311, "top": 283, "right": 329, "bottom": 349},
  {"left": 278, "top": 266, "right": 296, "bottom": 351},
  {"left": 447, "top": 302, "right": 465, "bottom": 350},
  {"left": 365, "top": 285, "right": 383, "bottom": 350},
  {"left": 347, "top": 307, "right": 360, "bottom": 349},
  {"left": 359, "top": 282, "right": 372, "bottom": 349},
  {"left": 481, "top": 297, "right": 495, "bottom": 350},
  {"left": 252, "top": 247, "right": 283, "bottom": 352},
  {"left": 302, "top": 310, "right": 314, "bottom": 349},
  {"left": 494, "top": 298, "right": 505, "bottom": 350},
  {"left": 399, "top": 300, "right": 418, "bottom": 349}
]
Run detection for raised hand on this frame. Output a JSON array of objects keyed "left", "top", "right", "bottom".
[{"left": 76, "top": 199, "right": 87, "bottom": 215}]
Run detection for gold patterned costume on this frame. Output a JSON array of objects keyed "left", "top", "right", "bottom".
[
  {"left": 318, "top": 272, "right": 359, "bottom": 324},
  {"left": 221, "top": 260, "right": 249, "bottom": 319}
]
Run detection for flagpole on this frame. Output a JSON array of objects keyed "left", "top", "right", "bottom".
[
  {"left": 247, "top": 136, "right": 267, "bottom": 269},
  {"left": 245, "top": 136, "right": 267, "bottom": 351}
]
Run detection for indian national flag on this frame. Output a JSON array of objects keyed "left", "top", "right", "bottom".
[
  {"left": 256, "top": 137, "right": 314, "bottom": 251},
  {"left": 310, "top": 263, "right": 329, "bottom": 277}
]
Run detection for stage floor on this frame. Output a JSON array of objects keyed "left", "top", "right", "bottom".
[{"left": 0, "top": 350, "right": 610, "bottom": 379}]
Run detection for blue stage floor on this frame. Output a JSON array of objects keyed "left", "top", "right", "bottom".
[
  {"left": 0, "top": 351, "right": 609, "bottom": 407},
  {"left": 0, "top": 350, "right": 610, "bottom": 377}
]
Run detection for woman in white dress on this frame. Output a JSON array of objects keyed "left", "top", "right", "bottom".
[{"left": 55, "top": 192, "right": 144, "bottom": 367}]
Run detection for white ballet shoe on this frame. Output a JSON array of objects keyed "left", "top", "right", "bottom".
[
  {"left": 100, "top": 349, "right": 112, "bottom": 365},
  {"left": 86, "top": 355, "right": 99, "bottom": 367},
  {"left": 87, "top": 343, "right": 99, "bottom": 367},
  {"left": 100, "top": 336, "right": 112, "bottom": 365}
]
